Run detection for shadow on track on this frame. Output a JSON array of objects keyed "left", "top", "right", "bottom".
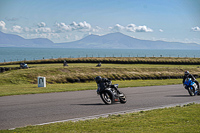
[
  {"left": 71, "top": 103, "right": 106, "bottom": 106},
  {"left": 166, "top": 95, "right": 191, "bottom": 97}
]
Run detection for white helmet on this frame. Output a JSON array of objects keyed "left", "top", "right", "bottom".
[{"left": 184, "top": 71, "right": 189, "bottom": 75}]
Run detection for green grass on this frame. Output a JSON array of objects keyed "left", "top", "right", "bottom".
[
  {"left": 0, "top": 83, "right": 95, "bottom": 96},
  {"left": 0, "top": 79, "right": 184, "bottom": 97},
  {"left": 1, "top": 63, "right": 200, "bottom": 85},
  {"left": 1, "top": 103, "right": 200, "bottom": 132}
]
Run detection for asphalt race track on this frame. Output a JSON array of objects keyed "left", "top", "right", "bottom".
[{"left": 1, "top": 84, "right": 200, "bottom": 130}]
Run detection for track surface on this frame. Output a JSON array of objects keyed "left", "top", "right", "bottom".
[{"left": 1, "top": 84, "right": 200, "bottom": 130}]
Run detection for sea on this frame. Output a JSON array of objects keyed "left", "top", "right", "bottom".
[{"left": 0, "top": 47, "right": 200, "bottom": 63}]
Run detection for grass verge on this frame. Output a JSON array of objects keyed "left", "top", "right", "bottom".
[
  {"left": 1, "top": 103, "right": 199, "bottom": 132},
  {"left": 0, "top": 78, "right": 183, "bottom": 97}
]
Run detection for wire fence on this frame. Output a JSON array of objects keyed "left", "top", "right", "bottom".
[{"left": 1, "top": 54, "right": 199, "bottom": 63}]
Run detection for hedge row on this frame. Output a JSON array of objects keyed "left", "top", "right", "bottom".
[
  {"left": 49, "top": 75, "right": 194, "bottom": 84},
  {"left": 0, "top": 67, "right": 27, "bottom": 73},
  {"left": 1, "top": 57, "right": 200, "bottom": 65},
  {"left": 66, "top": 74, "right": 200, "bottom": 83}
]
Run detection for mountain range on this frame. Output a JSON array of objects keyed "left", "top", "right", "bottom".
[
  {"left": 0, "top": 31, "right": 200, "bottom": 49},
  {"left": 0, "top": 31, "right": 54, "bottom": 47}
]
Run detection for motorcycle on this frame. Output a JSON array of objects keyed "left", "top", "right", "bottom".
[
  {"left": 183, "top": 78, "right": 199, "bottom": 96},
  {"left": 96, "top": 80, "right": 126, "bottom": 105}
]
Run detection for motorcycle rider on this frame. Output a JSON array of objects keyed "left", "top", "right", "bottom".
[
  {"left": 95, "top": 76, "right": 111, "bottom": 94},
  {"left": 95, "top": 76, "right": 120, "bottom": 94},
  {"left": 183, "top": 71, "right": 199, "bottom": 90}
]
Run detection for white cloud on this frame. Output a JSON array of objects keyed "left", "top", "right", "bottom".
[
  {"left": 110, "top": 24, "right": 125, "bottom": 32},
  {"left": 55, "top": 22, "right": 71, "bottom": 32},
  {"left": 23, "top": 27, "right": 38, "bottom": 33},
  {"left": 79, "top": 21, "right": 90, "bottom": 29},
  {"left": 12, "top": 25, "right": 23, "bottom": 33},
  {"left": 0, "top": 21, "right": 7, "bottom": 31},
  {"left": 37, "top": 22, "right": 46, "bottom": 28},
  {"left": 72, "top": 21, "right": 92, "bottom": 31},
  {"left": 135, "top": 25, "right": 153, "bottom": 32},
  {"left": 127, "top": 24, "right": 153, "bottom": 32},
  {"left": 24, "top": 24, "right": 52, "bottom": 34},
  {"left": 35, "top": 27, "right": 52, "bottom": 33},
  {"left": 95, "top": 26, "right": 101, "bottom": 30},
  {"left": 159, "top": 29, "right": 163, "bottom": 32},
  {"left": 126, "top": 24, "right": 136, "bottom": 32},
  {"left": 55, "top": 21, "right": 92, "bottom": 33},
  {"left": 70, "top": 21, "right": 78, "bottom": 27},
  {"left": 192, "top": 26, "right": 200, "bottom": 31},
  {"left": 92, "top": 26, "right": 101, "bottom": 32},
  {"left": 110, "top": 23, "right": 153, "bottom": 32}
]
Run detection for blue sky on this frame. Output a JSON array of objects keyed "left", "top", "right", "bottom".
[{"left": 0, "top": 0, "right": 200, "bottom": 44}]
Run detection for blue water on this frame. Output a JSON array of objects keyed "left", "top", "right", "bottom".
[{"left": 0, "top": 47, "right": 200, "bottom": 63}]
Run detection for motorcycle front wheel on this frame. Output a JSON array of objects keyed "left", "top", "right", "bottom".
[
  {"left": 188, "top": 86, "right": 195, "bottom": 96},
  {"left": 100, "top": 91, "right": 114, "bottom": 105},
  {"left": 119, "top": 92, "right": 126, "bottom": 104}
]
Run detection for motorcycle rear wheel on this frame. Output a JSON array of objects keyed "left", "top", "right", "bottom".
[{"left": 100, "top": 91, "right": 114, "bottom": 105}]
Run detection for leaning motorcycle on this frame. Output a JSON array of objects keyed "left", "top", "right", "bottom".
[
  {"left": 97, "top": 80, "right": 126, "bottom": 105},
  {"left": 183, "top": 78, "right": 199, "bottom": 96}
]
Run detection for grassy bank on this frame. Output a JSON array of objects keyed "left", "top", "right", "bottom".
[
  {"left": 0, "top": 63, "right": 200, "bottom": 85},
  {"left": 0, "top": 79, "right": 183, "bottom": 96},
  {"left": 1, "top": 103, "right": 199, "bottom": 132}
]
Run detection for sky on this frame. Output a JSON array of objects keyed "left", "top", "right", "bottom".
[{"left": 0, "top": 0, "right": 200, "bottom": 44}]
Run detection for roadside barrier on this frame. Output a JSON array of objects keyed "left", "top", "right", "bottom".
[{"left": 0, "top": 67, "right": 25, "bottom": 73}]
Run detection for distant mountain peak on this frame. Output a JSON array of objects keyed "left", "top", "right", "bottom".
[
  {"left": 58, "top": 32, "right": 200, "bottom": 49},
  {"left": 0, "top": 31, "right": 200, "bottom": 49}
]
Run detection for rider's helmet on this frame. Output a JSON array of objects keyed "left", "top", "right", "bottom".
[
  {"left": 184, "top": 71, "right": 189, "bottom": 76},
  {"left": 95, "top": 76, "right": 102, "bottom": 84}
]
